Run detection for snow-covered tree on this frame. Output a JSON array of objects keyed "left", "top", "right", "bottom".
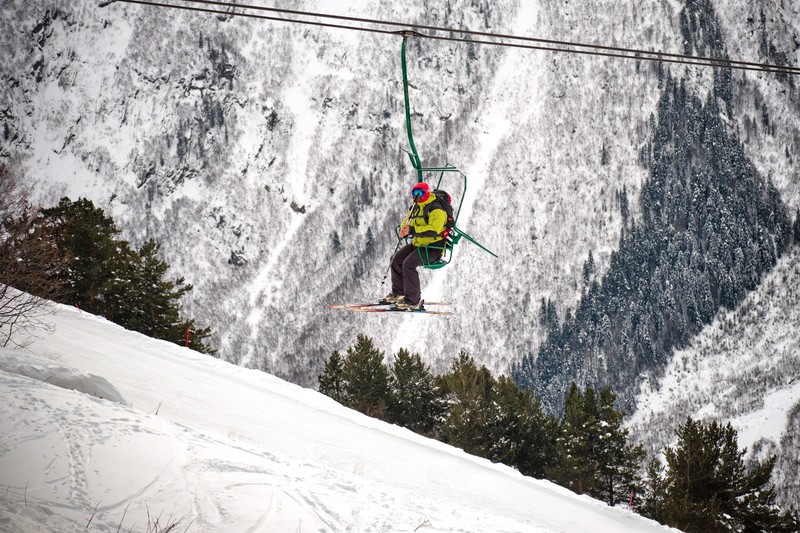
[
  {"left": 318, "top": 350, "right": 346, "bottom": 403},
  {"left": 341, "top": 334, "right": 391, "bottom": 420},
  {"left": 547, "top": 384, "right": 644, "bottom": 504},
  {"left": 388, "top": 348, "right": 445, "bottom": 436}
]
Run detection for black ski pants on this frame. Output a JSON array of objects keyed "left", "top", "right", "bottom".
[{"left": 391, "top": 243, "right": 443, "bottom": 305}]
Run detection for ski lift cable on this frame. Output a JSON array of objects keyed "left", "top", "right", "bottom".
[
  {"left": 190, "top": 0, "right": 800, "bottom": 75},
  {"left": 115, "top": 0, "right": 401, "bottom": 38},
  {"left": 114, "top": 0, "right": 800, "bottom": 76}
]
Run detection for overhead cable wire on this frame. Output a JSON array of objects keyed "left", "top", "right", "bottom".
[
  {"left": 115, "top": 0, "right": 800, "bottom": 76},
  {"left": 179, "top": 0, "right": 800, "bottom": 76},
  {"left": 115, "top": 0, "right": 400, "bottom": 37}
]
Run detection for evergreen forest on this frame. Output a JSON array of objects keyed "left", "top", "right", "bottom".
[
  {"left": 318, "top": 334, "right": 799, "bottom": 532},
  {"left": 513, "top": 73, "right": 795, "bottom": 413},
  {"left": 0, "top": 170, "right": 213, "bottom": 353}
]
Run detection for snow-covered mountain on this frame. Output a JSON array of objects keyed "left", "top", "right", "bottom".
[
  {"left": 0, "top": 300, "right": 677, "bottom": 532},
  {"left": 0, "top": 0, "right": 725, "bottom": 376},
  {"left": 628, "top": 244, "right": 800, "bottom": 509},
  {"left": 2, "top": 0, "right": 800, "bottom": 509}
]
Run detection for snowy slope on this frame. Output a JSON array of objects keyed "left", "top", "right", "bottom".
[{"left": 0, "top": 303, "right": 674, "bottom": 532}]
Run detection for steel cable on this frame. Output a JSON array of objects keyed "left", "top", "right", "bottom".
[{"left": 114, "top": 0, "right": 800, "bottom": 76}]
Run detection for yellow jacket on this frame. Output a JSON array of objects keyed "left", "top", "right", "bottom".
[{"left": 402, "top": 195, "right": 447, "bottom": 247}]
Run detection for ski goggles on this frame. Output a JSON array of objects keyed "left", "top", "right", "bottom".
[{"left": 412, "top": 187, "right": 426, "bottom": 199}]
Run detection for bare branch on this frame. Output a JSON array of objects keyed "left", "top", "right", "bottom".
[{"left": 0, "top": 165, "right": 67, "bottom": 346}]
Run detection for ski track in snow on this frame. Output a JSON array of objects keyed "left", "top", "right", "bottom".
[{"left": 0, "top": 369, "right": 406, "bottom": 532}]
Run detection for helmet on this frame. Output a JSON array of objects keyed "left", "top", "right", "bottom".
[{"left": 411, "top": 182, "right": 430, "bottom": 202}]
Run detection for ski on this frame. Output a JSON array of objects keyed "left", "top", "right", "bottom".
[
  {"left": 347, "top": 306, "right": 453, "bottom": 316},
  {"left": 329, "top": 301, "right": 453, "bottom": 315},
  {"left": 329, "top": 301, "right": 452, "bottom": 310}
]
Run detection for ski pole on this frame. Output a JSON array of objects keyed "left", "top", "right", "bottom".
[{"left": 379, "top": 234, "right": 404, "bottom": 291}]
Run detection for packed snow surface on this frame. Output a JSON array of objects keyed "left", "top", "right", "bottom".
[{"left": 0, "top": 303, "right": 674, "bottom": 532}]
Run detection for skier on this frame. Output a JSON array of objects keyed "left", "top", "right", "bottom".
[{"left": 383, "top": 181, "right": 448, "bottom": 310}]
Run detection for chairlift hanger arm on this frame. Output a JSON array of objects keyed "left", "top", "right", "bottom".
[
  {"left": 401, "top": 35, "right": 423, "bottom": 182},
  {"left": 451, "top": 227, "right": 498, "bottom": 258}
]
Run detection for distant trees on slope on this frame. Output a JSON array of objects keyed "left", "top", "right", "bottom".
[
  {"left": 319, "top": 335, "right": 637, "bottom": 500},
  {"left": 513, "top": 0, "right": 797, "bottom": 415},
  {"left": 319, "top": 334, "right": 799, "bottom": 531},
  {"left": 513, "top": 72, "right": 794, "bottom": 413},
  {"left": 0, "top": 168, "right": 213, "bottom": 353}
]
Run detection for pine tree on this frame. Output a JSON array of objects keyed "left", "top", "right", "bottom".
[
  {"left": 437, "top": 351, "right": 495, "bottom": 456},
  {"left": 37, "top": 198, "right": 215, "bottom": 353},
  {"left": 341, "top": 335, "right": 390, "bottom": 420},
  {"left": 650, "top": 417, "right": 800, "bottom": 532},
  {"left": 548, "top": 384, "right": 644, "bottom": 504},
  {"left": 40, "top": 197, "right": 122, "bottom": 312},
  {"left": 318, "top": 350, "right": 346, "bottom": 403},
  {"left": 124, "top": 239, "right": 213, "bottom": 352},
  {"left": 488, "top": 376, "right": 558, "bottom": 478},
  {"left": 639, "top": 457, "right": 668, "bottom": 521},
  {"left": 388, "top": 348, "right": 445, "bottom": 436},
  {"left": 548, "top": 383, "right": 599, "bottom": 495},
  {"left": 594, "top": 387, "right": 644, "bottom": 506},
  {"left": 128, "top": 240, "right": 186, "bottom": 334}
]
